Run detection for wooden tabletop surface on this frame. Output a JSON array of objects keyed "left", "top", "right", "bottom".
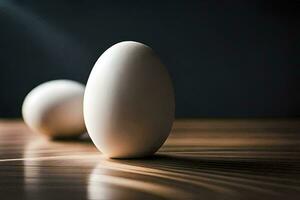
[{"left": 0, "top": 119, "right": 300, "bottom": 200}]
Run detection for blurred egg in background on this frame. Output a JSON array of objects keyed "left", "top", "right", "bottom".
[{"left": 22, "top": 79, "right": 86, "bottom": 139}]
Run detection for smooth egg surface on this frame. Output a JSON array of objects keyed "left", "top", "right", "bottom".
[
  {"left": 22, "top": 80, "right": 85, "bottom": 139},
  {"left": 84, "top": 41, "right": 175, "bottom": 158}
]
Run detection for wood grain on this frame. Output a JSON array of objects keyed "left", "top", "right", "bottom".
[{"left": 0, "top": 119, "right": 300, "bottom": 200}]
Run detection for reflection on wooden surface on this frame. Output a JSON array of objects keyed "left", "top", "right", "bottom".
[{"left": 0, "top": 119, "right": 300, "bottom": 199}]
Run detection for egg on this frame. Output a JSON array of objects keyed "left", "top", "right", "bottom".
[
  {"left": 84, "top": 41, "right": 175, "bottom": 158},
  {"left": 22, "top": 80, "right": 85, "bottom": 139}
]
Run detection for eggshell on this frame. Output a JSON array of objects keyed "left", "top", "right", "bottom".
[
  {"left": 22, "top": 80, "right": 85, "bottom": 139},
  {"left": 84, "top": 41, "right": 175, "bottom": 158}
]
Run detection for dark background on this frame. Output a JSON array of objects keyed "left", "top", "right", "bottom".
[{"left": 0, "top": 0, "right": 299, "bottom": 118}]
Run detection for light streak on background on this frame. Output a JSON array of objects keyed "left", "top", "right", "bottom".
[{"left": 0, "top": 1, "right": 89, "bottom": 73}]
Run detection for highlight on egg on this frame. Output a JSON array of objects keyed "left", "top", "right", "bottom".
[
  {"left": 84, "top": 41, "right": 175, "bottom": 158},
  {"left": 22, "top": 79, "right": 86, "bottom": 139}
]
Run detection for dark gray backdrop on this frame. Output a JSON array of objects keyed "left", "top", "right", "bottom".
[{"left": 0, "top": 0, "right": 299, "bottom": 118}]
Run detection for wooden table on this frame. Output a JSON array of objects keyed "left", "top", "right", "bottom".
[{"left": 0, "top": 119, "right": 300, "bottom": 200}]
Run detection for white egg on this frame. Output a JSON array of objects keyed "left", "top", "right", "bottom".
[
  {"left": 22, "top": 80, "right": 85, "bottom": 139},
  {"left": 84, "top": 41, "right": 175, "bottom": 158}
]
